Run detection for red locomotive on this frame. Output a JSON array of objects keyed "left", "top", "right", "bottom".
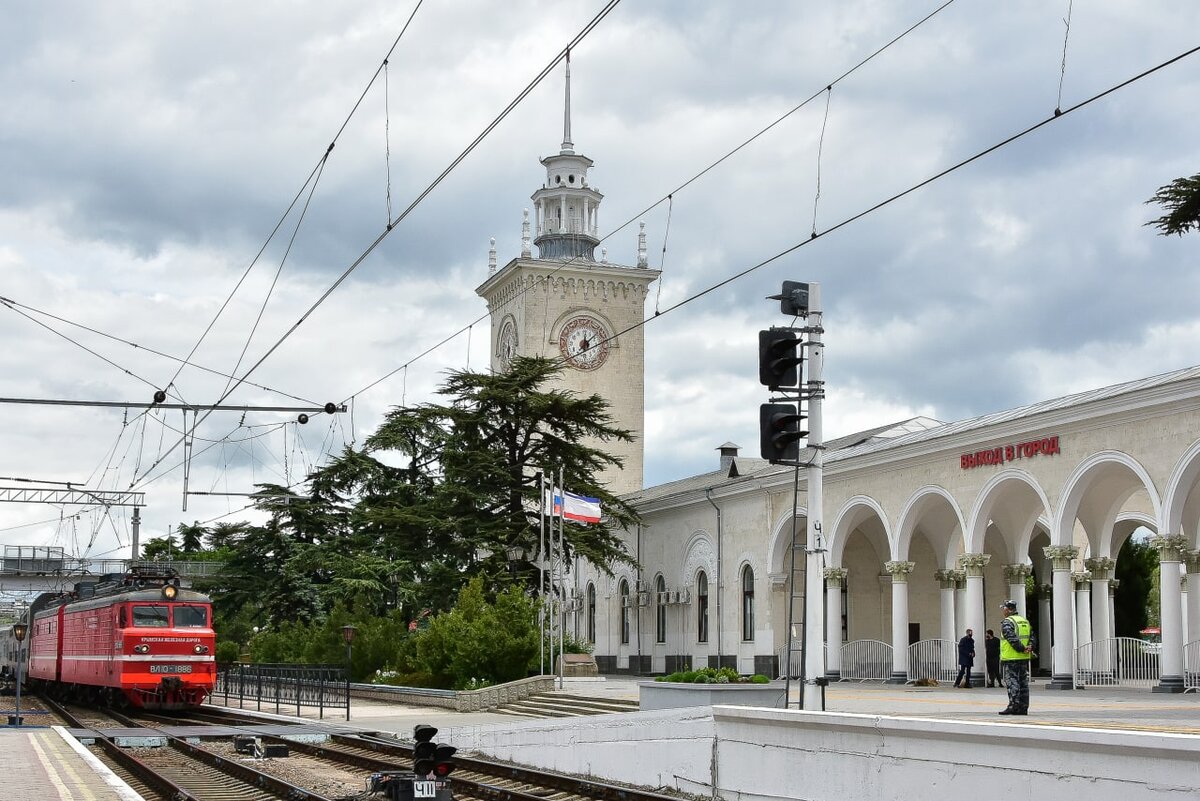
[{"left": 18, "top": 566, "right": 216, "bottom": 709}]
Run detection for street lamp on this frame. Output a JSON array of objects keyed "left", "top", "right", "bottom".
[
  {"left": 506, "top": 544, "right": 527, "bottom": 577},
  {"left": 341, "top": 625, "right": 357, "bottom": 722},
  {"left": 11, "top": 622, "right": 27, "bottom": 727}
]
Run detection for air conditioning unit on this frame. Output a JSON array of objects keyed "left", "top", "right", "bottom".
[{"left": 677, "top": 588, "right": 691, "bottom": 605}]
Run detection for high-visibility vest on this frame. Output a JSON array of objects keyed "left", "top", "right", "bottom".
[{"left": 1000, "top": 614, "right": 1032, "bottom": 661}]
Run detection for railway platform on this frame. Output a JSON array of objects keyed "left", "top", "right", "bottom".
[{"left": 0, "top": 725, "right": 145, "bottom": 801}]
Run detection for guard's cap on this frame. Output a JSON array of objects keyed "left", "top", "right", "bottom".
[{"left": 1000, "top": 600, "right": 1018, "bottom": 610}]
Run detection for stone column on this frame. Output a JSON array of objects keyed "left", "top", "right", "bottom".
[
  {"left": 1037, "top": 584, "right": 1054, "bottom": 676},
  {"left": 958, "top": 553, "right": 990, "bottom": 686},
  {"left": 1002, "top": 564, "right": 1032, "bottom": 617},
  {"left": 953, "top": 570, "right": 967, "bottom": 643},
  {"left": 884, "top": 561, "right": 915, "bottom": 684},
  {"left": 824, "top": 568, "right": 848, "bottom": 680},
  {"left": 1150, "top": 536, "right": 1188, "bottom": 692},
  {"left": 1072, "top": 570, "right": 1094, "bottom": 676},
  {"left": 1044, "top": 545, "right": 1079, "bottom": 690},
  {"left": 1085, "top": 557, "right": 1116, "bottom": 649},
  {"left": 1107, "top": 579, "right": 1119, "bottom": 641},
  {"left": 1185, "top": 552, "right": 1200, "bottom": 647},
  {"left": 934, "top": 569, "right": 958, "bottom": 645}
]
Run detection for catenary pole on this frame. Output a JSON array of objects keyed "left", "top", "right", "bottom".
[{"left": 803, "top": 283, "right": 826, "bottom": 711}]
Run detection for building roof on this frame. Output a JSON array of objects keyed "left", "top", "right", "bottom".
[{"left": 627, "top": 364, "right": 1200, "bottom": 505}]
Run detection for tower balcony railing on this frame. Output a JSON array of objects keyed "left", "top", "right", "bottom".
[{"left": 537, "top": 218, "right": 596, "bottom": 237}]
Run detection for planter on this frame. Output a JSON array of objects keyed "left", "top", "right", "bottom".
[{"left": 638, "top": 680, "right": 787, "bottom": 711}]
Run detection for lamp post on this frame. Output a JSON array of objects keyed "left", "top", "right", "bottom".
[
  {"left": 11, "top": 622, "right": 27, "bottom": 727},
  {"left": 506, "top": 544, "right": 527, "bottom": 578},
  {"left": 341, "top": 624, "right": 356, "bottom": 721}
]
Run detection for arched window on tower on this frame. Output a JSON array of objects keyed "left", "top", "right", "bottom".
[
  {"left": 619, "top": 579, "right": 630, "bottom": 645},
  {"left": 586, "top": 583, "right": 596, "bottom": 644},
  {"left": 697, "top": 571, "right": 709, "bottom": 643},
  {"left": 741, "top": 565, "right": 755, "bottom": 642},
  {"left": 655, "top": 575, "right": 667, "bottom": 644}
]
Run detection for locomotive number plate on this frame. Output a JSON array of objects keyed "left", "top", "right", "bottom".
[
  {"left": 413, "top": 781, "right": 436, "bottom": 798},
  {"left": 149, "top": 664, "right": 193, "bottom": 674}
]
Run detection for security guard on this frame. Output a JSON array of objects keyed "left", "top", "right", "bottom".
[{"left": 998, "top": 599, "right": 1035, "bottom": 715}]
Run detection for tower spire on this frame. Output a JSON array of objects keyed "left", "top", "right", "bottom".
[{"left": 561, "top": 50, "right": 573, "bottom": 154}]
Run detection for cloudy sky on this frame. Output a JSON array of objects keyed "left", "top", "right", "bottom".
[{"left": 1, "top": 0, "right": 1197, "bottom": 566}]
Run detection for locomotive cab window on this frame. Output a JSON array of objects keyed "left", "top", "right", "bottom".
[
  {"left": 174, "top": 605, "right": 209, "bottom": 627},
  {"left": 118, "top": 607, "right": 128, "bottom": 627},
  {"left": 132, "top": 605, "right": 169, "bottom": 627}
]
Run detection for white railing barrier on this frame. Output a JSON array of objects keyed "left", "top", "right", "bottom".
[
  {"left": 1185, "top": 640, "right": 1200, "bottom": 691},
  {"left": 775, "top": 640, "right": 829, "bottom": 679},
  {"left": 840, "top": 639, "right": 893, "bottom": 682},
  {"left": 1074, "top": 637, "right": 1160, "bottom": 689},
  {"left": 907, "top": 639, "right": 957, "bottom": 684}
]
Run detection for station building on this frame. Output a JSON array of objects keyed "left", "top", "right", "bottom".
[{"left": 478, "top": 63, "right": 1200, "bottom": 692}]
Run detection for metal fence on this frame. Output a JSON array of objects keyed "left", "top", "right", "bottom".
[
  {"left": 1074, "top": 637, "right": 1160, "bottom": 689},
  {"left": 840, "top": 639, "right": 893, "bottom": 681},
  {"left": 1185, "top": 640, "right": 1200, "bottom": 692},
  {"left": 212, "top": 663, "right": 349, "bottom": 720},
  {"left": 907, "top": 639, "right": 957, "bottom": 684}
]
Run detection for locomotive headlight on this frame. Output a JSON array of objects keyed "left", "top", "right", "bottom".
[
  {"left": 193, "top": 644, "right": 209, "bottom": 654},
  {"left": 162, "top": 585, "right": 178, "bottom": 600},
  {"left": 134, "top": 644, "right": 150, "bottom": 654}
]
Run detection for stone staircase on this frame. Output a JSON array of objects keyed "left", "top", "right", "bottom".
[{"left": 492, "top": 691, "right": 639, "bottom": 719}]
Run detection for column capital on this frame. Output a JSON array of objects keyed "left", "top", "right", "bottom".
[
  {"left": 934, "top": 568, "right": 958, "bottom": 589},
  {"left": 950, "top": 568, "right": 966, "bottom": 588},
  {"left": 1184, "top": 550, "right": 1200, "bottom": 574},
  {"left": 1002, "top": 563, "right": 1032, "bottom": 584},
  {"left": 1109, "top": 578, "right": 1120, "bottom": 594},
  {"left": 823, "top": 567, "right": 848, "bottom": 587},
  {"left": 884, "top": 560, "right": 915, "bottom": 581},
  {"left": 1084, "top": 556, "right": 1116, "bottom": 581},
  {"left": 1043, "top": 545, "right": 1079, "bottom": 570},
  {"left": 1037, "top": 583, "right": 1053, "bottom": 600},
  {"left": 957, "top": 552, "right": 990, "bottom": 576},
  {"left": 768, "top": 572, "right": 788, "bottom": 589},
  {"left": 1071, "top": 571, "right": 1093, "bottom": 589},
  {"left": 1148, "top": 535, "right": 1189, "bottom": 562}
]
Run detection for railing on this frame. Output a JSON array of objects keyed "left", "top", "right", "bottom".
[
  {"left": 1185, "top": 640, "right": 1200, "bottom": 692},
  {"left": 212, "top": 663, "right": 349, "bottom": 720},
  {"left": 840, "top": 640, "right": 893, "bottom": 681},
  {"left": 0, "top": 552, "right": 224, "bottom": 579},
  {"left": 907, "top": 639, "right": 957, "bottom": 684},
  {"left": 1074, "top": 637, "right": 1160, "bottom": 689}
]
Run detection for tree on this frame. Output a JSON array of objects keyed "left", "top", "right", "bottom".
[
  {"left": 178, "top": 521, "right": 205, "bottom": 553},
  {"left": 1146, "top": 173, "right": 1200, "bottom": 236},
  {"left": 140, "top": 533, "right": 178, "bottom": 561},
  {"left": 1114, "top": 536, "right": 1157, "bottom": 637}
]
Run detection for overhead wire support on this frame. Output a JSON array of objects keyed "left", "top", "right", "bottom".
[{"left": 0, "top": 397, "right": 347, "bottom": 414}]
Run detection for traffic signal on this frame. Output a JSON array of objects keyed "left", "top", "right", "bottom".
[
  {"left": 412, "top": 724, "right": 456, "bottom": 778},
  {"left": 760, "top": 403, "right": 807, "bottom": 463},
  {"left": 768, "top": 280, "right": 810, "bottom": 316},
  {"left": 758, "top": 329, "right": 803, "bottom": 389}
]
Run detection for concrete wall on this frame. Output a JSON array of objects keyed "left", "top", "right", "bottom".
[{"left": 453, "top": 705, "right": 1200, "bottom": 800}]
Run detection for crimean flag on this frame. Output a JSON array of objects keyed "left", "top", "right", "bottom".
[{"left": 561, "top": 491, "right": 601, "bottom": 524}]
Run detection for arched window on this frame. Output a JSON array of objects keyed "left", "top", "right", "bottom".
[
  {"left": 697, "top": 571, "right": 709, "bottom": 643},
  {"left": 586, "top": 583, "right": 596, "bottom": 644},
  {"left": 619, "top": 579, "right": 630, "bottom": 645},
  {"left": 655, "top": 575, "right": 667, "bottom": 644},
  {"left": 741, "top": 565, "right": 755, "bottom": 641}
]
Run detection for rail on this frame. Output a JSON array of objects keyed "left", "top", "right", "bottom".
[
  {"left": 1185, "top": 640, "right": 1200, "bottom": 691},
  {"left": 213, "top": 662, "right": 349, "bottom": 719},
  {"left": 907, "top": 639, "right": 957, "bottom": 684},
  {"left": 839, "top": 639, "right": 892, "bottom": 681}
]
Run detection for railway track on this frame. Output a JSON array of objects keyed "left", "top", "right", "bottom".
[{"left": 40, "top": 696, "right": 691, "bottom": 801}]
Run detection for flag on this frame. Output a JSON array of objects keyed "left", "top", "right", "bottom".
[
  {"left": 544, "top": 488, "right": 563, "bottom": 517},
  {"left": 561, "top": 490, "right": 601, "bottom": 524}
]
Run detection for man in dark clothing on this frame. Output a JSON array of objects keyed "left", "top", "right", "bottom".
[
  {"left": 954, "top": 629, "right": 975, "bottom": 688},
  {"left": 999, "top": 600, "right": 1036, "bottom": 715},
  {"left": 984, "top": 629, "right": 1001, "bottom": 687}
]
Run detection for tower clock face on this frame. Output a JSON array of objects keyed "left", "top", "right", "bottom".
[
  {"left": 559, "top": 315, "right": 610, "bottom": 370},
  {"left": 498, "top": 319, "right": 518, "bottom": 369}
]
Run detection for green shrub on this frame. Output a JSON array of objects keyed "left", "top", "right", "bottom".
[
  {"left": 215, "top": 641, "right": 241, "bottom": 664},
  {"left": 749, "top": 674, "right": 770, "bottom": 684},
  {"left": 654, "top": 666, "right": 771, "bottom": 684}
]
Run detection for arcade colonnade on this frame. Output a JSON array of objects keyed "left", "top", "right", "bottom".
[{"left": 575, "top": 367, "right": 1200, "bottom": 691}]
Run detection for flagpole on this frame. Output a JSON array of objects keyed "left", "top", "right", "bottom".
[
  {"left": 538, "top": 470, "right": 546, "bottom": 676},
  {"left": 558, "top": 467, "right": 565, "bottom": 690}
]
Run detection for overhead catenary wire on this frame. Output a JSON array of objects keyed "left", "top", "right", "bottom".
[{"left": 341, "top": 0, "right": 960, "bottom": 403}]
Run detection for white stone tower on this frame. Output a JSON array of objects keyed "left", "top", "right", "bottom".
[{"left": 475, "top": 53, "right": 658, "bottom": 495}]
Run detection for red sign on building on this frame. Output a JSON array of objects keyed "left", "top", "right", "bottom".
[{"left": 960, "top": 435, "right": 1060, "bottom": 470}]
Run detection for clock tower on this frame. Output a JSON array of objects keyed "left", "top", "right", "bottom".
[{"left": 475, "top": 54, "right": 658, "bottom": 495}]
